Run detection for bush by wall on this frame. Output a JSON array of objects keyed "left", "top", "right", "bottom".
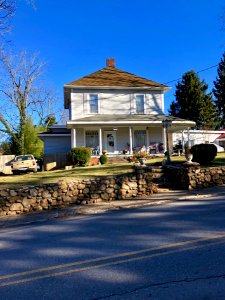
[
  {"left": 191, "top": 143, "right": 217, "bottom": 165},
  {"left": 71, "top": 147, "right": 91, "bottom": 166},
  {"left": 100, "top": 154, "right": 107, "bottom": 164}
]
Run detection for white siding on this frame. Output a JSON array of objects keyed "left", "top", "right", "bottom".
[
  {"left": 70, "top": 89, "right": 164, "bottom": 118},
  {"left": 102, "top": 93, "right": 131, "bottom": 114},
  {"left": 148, "top": 127, "right": 163, "bottom": 143},
  {"left": 146, "top": 92, "right": 163, "bottom": 114},
  {"left": 173, "top": 131, "right": 224, "bottom": 146},
  {"left": 71, "top": 91, "right": 84, "bottom": 120},
  {"left": 76, "top": 128, "right": 85, "bottom": 146},
  {"left": 114, "top": 128, "right": 130, "bottom": 151}
]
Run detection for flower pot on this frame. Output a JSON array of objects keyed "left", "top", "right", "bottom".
[
  {"left": 139, "top": 158, "right": 146, "bottom": 165},
  {"left": 185, "top": 153, "right": 193, "bottom": 163}
]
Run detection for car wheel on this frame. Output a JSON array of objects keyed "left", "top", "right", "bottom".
[{"left": 33, "top": 168, "right": 38, "bottom": 173}]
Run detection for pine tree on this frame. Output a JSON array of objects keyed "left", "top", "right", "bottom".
[
  {"left": 169, "top": 70, "right": 215, "bottom": 129},
  {"left": 23, "top": 118, "right": 44, "bottom": 158},
  {"left": 9, "top": 118, "right": 44, "bottom": 157},
  {"left": 213, "top": 53, "right": 225, "bottom": 129}
]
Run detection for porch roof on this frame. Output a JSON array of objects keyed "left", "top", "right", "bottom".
[{"left": 67, "top": 114, "right": 196, "bottom": 131}]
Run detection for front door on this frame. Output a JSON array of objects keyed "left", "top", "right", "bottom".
[{"left": 104, "top": 131, "right": 116, "bottom": 153}]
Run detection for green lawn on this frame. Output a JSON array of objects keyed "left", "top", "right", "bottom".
[{"left": 0, "top": 153, "right": 224, "bottom": 188}]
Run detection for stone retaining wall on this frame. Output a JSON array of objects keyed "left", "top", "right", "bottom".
[
  {"left": 167, "top": 165, "right": 225, "bottom": 190},
  {"left": 0, "top": 166, "right": 157, "bottom": 217}
]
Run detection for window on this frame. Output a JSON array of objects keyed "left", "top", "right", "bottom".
[
  {"left": 134, "top": 130, "right": 146, "bottom": 147},
  {"left": 135, "top": 95, "right": 144, "bottom": 114},
  {"left": 85, "top": 130, "right": 99, "bottom": 148},
  {"left": 89, "top": 94, "right": 98, "bottom": 113}
]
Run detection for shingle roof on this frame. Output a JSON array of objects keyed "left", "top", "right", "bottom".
[
  {"left": 65, "top": 66, "right": 169, "bottom": 90},
  {"left": 67, "top": 114, "right": 195, "bottom": 124}
]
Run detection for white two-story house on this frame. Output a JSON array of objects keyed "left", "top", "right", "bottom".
[{"left": 40, "top": 58, "right": 195, "bottom": 157}]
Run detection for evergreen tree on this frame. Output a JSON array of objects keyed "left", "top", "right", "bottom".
[
  {"left": 23, "top": 118, "right": 44, "bottom": 158},
  {"left": 7, "top": 118, "right": 44, "bottom": 157},
  {"left": 45, "top": 115, "right": 57, "bottom": 128},
  {"left": 169, "top": 70, "right": 215, "bottom": 129},
  {"left": 213, "top": 52, "right": 225, "bottom": 129}
]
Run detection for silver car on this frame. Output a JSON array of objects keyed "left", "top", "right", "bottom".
[{"left": 11, "top": 155, "right": 38, "bottom": 174}]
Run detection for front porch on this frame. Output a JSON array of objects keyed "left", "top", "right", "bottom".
[
  {"left": 70, "top": 126, "right": 166, "bottom": 156},
  {"left": 67, "top": 116, "right": 196, "bottom": 157}
]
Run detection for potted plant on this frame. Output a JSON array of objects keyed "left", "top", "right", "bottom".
[
  {"left": 134, "top": 151, "right": 147, "bottom": 165},
  {"left": 185, "top": 146, "right": 193, "bottom": 163}
]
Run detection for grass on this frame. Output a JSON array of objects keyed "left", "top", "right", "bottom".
[
  {"left": 0, "top": 163, "right": 134, "bottom": 188},
  {"left": 0, "top": 153, "right": 224, "bottom": 188}
]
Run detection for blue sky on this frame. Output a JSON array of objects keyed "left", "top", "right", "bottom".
[{"left": 11, "top": 0, "right": 225, "bottom": 116}]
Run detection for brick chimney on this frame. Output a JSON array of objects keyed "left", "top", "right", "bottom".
[{"left": 106, "top": 58, "right": 115, "bottom": 68}]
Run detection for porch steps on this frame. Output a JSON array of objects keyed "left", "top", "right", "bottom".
[{"left": 151, "top": 166, "right": 171, "bottom": 188}]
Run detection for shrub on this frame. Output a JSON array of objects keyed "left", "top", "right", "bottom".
[
  {"left": 100, "top": 154, "right": 107, "bottom": 165},
  {"left": 71, "top": 147, "right": 91, "bottom": 166},
  {"left": 126, "top": 156, "right": 135, "bottom": 163},
  {"left": 133, "top": 151, "right": 147, "bottom": 159},
  {"left": 191, "top": 143, "right": 217, "bottom": 165}
]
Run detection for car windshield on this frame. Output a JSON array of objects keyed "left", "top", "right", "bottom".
[{"left": 15, "top": 155, "right": 33, "bottom": 161}]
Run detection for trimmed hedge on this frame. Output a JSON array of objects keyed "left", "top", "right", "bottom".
[
  {"left": 71, "top": 147, "right": 91, "bottom": 166},
  {"left": 191, "top": 143, "right": 217, "bottom": 165},
  {"left": 100, "top": 154, "right": 107, "bottom": 165}
]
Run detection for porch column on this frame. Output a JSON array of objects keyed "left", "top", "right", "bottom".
[
  {"left": 99, "top": 128, "right": 102, "bottom": 155},
  {"left": 71, "top": 128, "right": 76, "bottom": 148},
  {"left": 181, "top": 130, "right": 185, "bottom": 153},
  {"left": 129, "top": 127, "right": 133, "bottom": 154},
  {"left": 146, "top": 127, "right": 149, "bottom": 147},
  {"left": 187, "top": 127, "right": 190, "bottom": 148},
  {"left": 162, "top": 126, "right": 167, "bottom": 151}
]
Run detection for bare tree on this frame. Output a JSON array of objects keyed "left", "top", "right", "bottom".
[
  {"left": 0, "top": 49, "right": 57, "bottom": 154},
  {"left": 0, "top": 0, "right": 15, "bottom": 38},
  {"left": 29, "top": 85, "right": 60, "bottom": 127}
]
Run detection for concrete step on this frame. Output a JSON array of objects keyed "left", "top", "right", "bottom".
[{"left": 152, "top": 173, "right": 165, "bottom": 179}]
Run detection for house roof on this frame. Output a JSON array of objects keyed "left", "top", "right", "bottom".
[
  {"left": 67, "top": 114, "right": 196, "bottom": 131},
  {"left": 63, "top": 59, "right": 170, "bottom": 108},
  {"left": 64, "top": 66, "right": 169, "bottom": 90},
  {"left": 217, "top": 130, "right": 225, "bottom": 140}
]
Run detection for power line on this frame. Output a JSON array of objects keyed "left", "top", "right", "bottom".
[
  {"left": 164, "top": 64, "right": 218, "bottom": 85},
  {"left": 67, "top": 63, "right": 219, "bottom": 103}
]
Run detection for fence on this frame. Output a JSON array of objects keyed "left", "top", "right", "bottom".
[
  {"left": 0, "top": 155, "right": 15, "bottom": 174},
  {"left": 44, "top": 152, "right": 70, "bottom": 170}
]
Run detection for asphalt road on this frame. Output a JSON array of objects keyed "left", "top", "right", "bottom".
[{"left": 1, "top": 193, "right": 225, "bottom": 299}]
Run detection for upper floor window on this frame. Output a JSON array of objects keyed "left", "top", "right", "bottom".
[
  {"left": 89, "top": 94, "right": 99, "bottom": 113},
  {"left": 135, "top": 95, "right": 145, "bottom": 114}
]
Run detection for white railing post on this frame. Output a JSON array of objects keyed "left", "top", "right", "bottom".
[
  {"left": 129, "top": 127, "right": 133, "bottom": 154},
  {"left": 71, "top": 128, "right": 76, "bottom": 148},
  {"left": 99, "top": 128, "right": 102, "bottom": 155}
]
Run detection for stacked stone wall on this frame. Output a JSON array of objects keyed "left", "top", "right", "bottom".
[
  {"left": 166, "top": 165, "right": 225, "bottom": 190},
  {"left": 0, "top": 166, "right": 157, "bottom": 217}
]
